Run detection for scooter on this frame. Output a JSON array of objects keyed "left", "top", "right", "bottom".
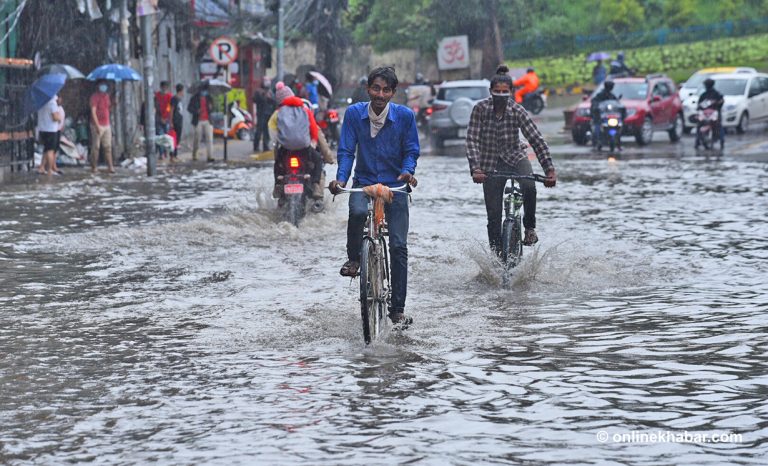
[
  {"left": 212, "top": 105, "right": 254, "bottom": 140},
  {"left": 597, "top": 99, "right": 625, "bottom": 153},
  {"left": 692, "top": 99, "right": 720, "bottom": 150},
  {"left": 519, "top": 89, "right": 546, "bottom": 115},
  {"left": 275, "top": 148, "right": 324, "bottom": 227}
]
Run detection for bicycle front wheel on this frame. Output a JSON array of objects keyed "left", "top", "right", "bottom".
[
  {"left": 501, "top": 217, "right": 523, "bottom": 269},
  {"left": 359, "top": 237, "right": 383, "bottom": 344}
]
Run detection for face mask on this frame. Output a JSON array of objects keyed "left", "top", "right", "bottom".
[
  {"left": 491, "top": 92, "right": 509, "bottom": 109},
  {"left": 99, "top": 85, "right": 108, "bottom": 93}
]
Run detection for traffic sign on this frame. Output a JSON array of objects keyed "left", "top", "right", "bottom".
[{"left": 210, "top": 37, "right": 238, "bottom": 66}]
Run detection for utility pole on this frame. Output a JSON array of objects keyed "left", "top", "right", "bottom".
[
  {"left": 277, "top": 0, "right": 284, "bottom": 82},
  {"left": 141, "top": 9, "right": 156, "bottom": 176},
  {"left": 118, "top": 0, "right": 131, "bottom": 161}
]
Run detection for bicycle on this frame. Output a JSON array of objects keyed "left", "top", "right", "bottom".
[
  {"left": 335, "top": 184, "right": 411, "bottom": 344},
  {"left": 488, "top": 172, "right": 547, "bottom": 275}
]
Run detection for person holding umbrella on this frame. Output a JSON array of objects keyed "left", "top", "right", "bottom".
[{"left": 90, "top": 80, "right": 115, "bottom": 173}]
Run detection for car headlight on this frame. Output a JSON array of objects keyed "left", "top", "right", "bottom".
[
  {"left": 625, "top": 108, "right": 637, "bottom": 117},
  {"left": 576, "top": 108, "right": 590, "bottom": 117},
  {"left": 725, "top": 104, "right": 736, "bottom": 111}
]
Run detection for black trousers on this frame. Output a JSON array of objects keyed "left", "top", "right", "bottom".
[
  {"left": 483, "top": 158, "right": 537, "bottom": 255},
  {"left": 253, "top": 115, "right": 270, "bottom": 151}
]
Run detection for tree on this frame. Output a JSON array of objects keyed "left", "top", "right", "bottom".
[{"left": 599, "top": 0, "right": 645, "bottom": 34}]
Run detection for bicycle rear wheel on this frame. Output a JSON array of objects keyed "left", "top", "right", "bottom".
[
  {"left": 360, "top": 237, "right": 383, "bottom": 344},
  {"left": 501, "top": 216, "right": 523, "bottom": 269}
]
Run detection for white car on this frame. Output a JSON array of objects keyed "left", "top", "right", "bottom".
[
  {"left": 679, "top": 67, "right": 757, "bottom": 132},
  {"left": 427, "top": 79, "right": 490, "bottom": 149},
  {"left": 682, "top": 72, "right": 768, "bottom": 134}
]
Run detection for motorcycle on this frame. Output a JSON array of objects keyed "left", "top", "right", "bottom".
[
  {"left": 692, "top": 99, "right": 719, "bottom": 150},
  {"left": 519, "top": 89, "right": 546, "bottom": 115},
  {"left": 212, "top": 104, "right": 254, "bottom": 140},
  {"left": 276, "top": 148, "right": 324, "bottom": 227},
  {"left": 596, "top": 99, "right": 625, "bottom": 153},
  {"left": 316, "top": 107, "right": 340, "bottom": 149},
  {"left": 406, "top": 84, "right": 433, "bottom": 130}
]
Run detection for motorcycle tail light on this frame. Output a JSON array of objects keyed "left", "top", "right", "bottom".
[
  {"left": 289, "top": 156, "right": 300, "bottom": 168},
  {"left": 426, "top": 107, "right": 433, "bottom": 116},
  {"left": 328, "top": 110, "right": 338, "bottom": 118}
]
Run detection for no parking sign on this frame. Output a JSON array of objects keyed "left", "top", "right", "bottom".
[{"left": 209, "top": 37, "right": 238, "bottom": 66}]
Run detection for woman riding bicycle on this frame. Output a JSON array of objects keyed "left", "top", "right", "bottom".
[
  {"left": 465, "top": 65, "right": 557, "bottom": 255},
  {"left": 329, "top": 67, "right": 419, "bottom": 325}
]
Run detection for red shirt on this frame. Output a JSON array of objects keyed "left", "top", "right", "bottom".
[
  {"left": 155, "top": 91, "right": 172, "bottom": 122},
  {"left": 90, "top": 92, "right": 111, "bottom": 126},
  {"left": 199, "top": 96, "right": 209, "bottom": 122}
]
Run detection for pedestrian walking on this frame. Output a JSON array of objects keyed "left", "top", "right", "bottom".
[
  {"left": 592, "top": 59, "right": 607, "bottom": 86},
  {"left": 252, "top": 77, "right": 276, "bottom": 152},
  {"left": 90, "top": 80, "right": 115, "bottom": 173},
  {"left": 170, "top": 83, "right": 185, "bottom": 161},
  {"left": 36, "top": 94, "right": 63, "bottom": 176},
  {"left": 155, "top": 81, "right": 173, "bottom": 160},
  {"left": 187, "top": 82, "right": 214, "bottom": 162}
]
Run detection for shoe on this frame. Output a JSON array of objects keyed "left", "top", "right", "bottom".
[
  {"left": 388, "top": 309, "right": 413, "bottom": 328},
  {"left": 207, "top": 158, "right": 215, "bottom": 163},
  {"left": 272, "top": 184, "right": 282, "bottom": 199},
  {"left": 523, "top": 228, "right": 538, "bottom": 246},
  {"left": 339, "top": 260, "right": 359, "bottom": 277}
]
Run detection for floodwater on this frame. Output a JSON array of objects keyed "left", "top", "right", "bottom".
[{"left": 1, "top": 153, "right": 767, "bottom": 465}]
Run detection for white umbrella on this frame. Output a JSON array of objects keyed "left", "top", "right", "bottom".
[{"left": 309, "top": 71, "right": 333, "bottom": 97}]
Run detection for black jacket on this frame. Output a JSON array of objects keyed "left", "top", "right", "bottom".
[
  {"left": 591, "top": 89, "right": 619, "bottom": 119},
  {"left": 171, "top": 95, "right": 184, "bottom": 128},
  {"left": 187, "top": 92, "right": 213, "bottom": 126},
  {"left": 698, "top": 88, "right": 724, "bottom": 110}
]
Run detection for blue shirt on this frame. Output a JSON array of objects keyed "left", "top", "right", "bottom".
[
  {"left": 337, "top": 102, "right": 420, "bottom": 187},
  {"left": 305, "top": 82, "right": 319, "bottom": 105}
]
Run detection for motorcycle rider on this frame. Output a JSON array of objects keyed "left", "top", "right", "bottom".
[
  {"left": 696, "top": 78, "right": 725, "bottom": 150},
  {"left": 303, "top": 72, "right": 320, "bottom": 106},
  {"left": 268, "top": 82, "right": 324, "bottom": 200},
  {"left": 351, "top": 77, "right": 370, "bottom": 104},
  {"left": 590, "top": 80, "right": 620, "bottom": 150},
  {"left": 513, "top": 67, "right": 540, "bottom": 105},
  {"left": 609, "top": 52, "right": 632, "bottom": 78}
]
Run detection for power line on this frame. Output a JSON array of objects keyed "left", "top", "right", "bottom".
[{"left": 0, "top": 0, "right": 28, "bottom": 47}]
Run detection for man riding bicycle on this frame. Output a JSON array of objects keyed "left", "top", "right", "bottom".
[
  {"left": 329, "top": 66, "right": 419, "bottom": 325},
  {"left": 466, "top": 65, "right": 556, "bottom": 255}
]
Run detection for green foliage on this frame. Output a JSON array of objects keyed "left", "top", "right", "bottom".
[
  {"left": 599, "top": 0, "right": 645, "bottom": 33},
  {"left": 508, "top": 33, "right": 768, "bottom": 87}
]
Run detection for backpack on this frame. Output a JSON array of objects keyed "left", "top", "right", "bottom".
[{"left": 277, "top": 105, "right": 311, "bottom": 150}]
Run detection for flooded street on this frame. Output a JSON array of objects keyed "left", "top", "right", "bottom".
[{"left": 1, "top": 151, "right": 767, "bottom": 464}]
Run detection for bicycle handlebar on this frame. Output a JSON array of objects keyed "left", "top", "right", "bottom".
[
  {"left": 336, "top": 184, "right": 411, "bottom": 194},
  {"left": 488, "top": 172, "right": 548, "bottom": 183}
]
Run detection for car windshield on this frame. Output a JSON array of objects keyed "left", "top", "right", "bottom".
[
  {"left": 437, "top": 86, "right": 490, "bottom": 101},
  {"left": 706, "top": 79, "right": 747, "bottom": 96},
  {"left": 593, "top": 82, "right": 647, "bottom": 99},
  {"left": 684, "top": 73, "right": 712, "bottom": 89}
]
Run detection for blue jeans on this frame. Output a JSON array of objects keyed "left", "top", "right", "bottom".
[{"left": 347, "top": 187, "right": 409, "bottom": 312}]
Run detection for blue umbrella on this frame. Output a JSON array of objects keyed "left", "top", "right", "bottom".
[
  {"left": 22, "top": 73, "right": 67, "bottom": 116},
  {"left": 587, "top": 52, "right": 612, "bottom": 62},
  {"left": 87, "top": 64, "right": 142, "bottom": 82}
]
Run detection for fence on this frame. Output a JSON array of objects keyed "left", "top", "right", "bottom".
[
  {"left": 505, "top": 17, "right": 768, "bottom": 59},
  {"left": 0, "top": 63, "right": 34, "bottom": 172}
]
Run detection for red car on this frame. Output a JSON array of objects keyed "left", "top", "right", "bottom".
[{"left": 571, "top": 74, "right": 684, "bottom": 146}]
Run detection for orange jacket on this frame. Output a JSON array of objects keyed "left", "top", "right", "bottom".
[{"left": 514, "top": 72, "right": 539, "bottom": 93}]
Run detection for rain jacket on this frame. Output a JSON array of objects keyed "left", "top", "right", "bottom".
[
  {"left": 267, "top": 96, "right": 319, "bottom": 148},
  {"left": 513, "top": 71, "right": 540, "bottom": 103}
]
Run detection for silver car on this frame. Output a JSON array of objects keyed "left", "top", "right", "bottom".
[{"left": 428, "top": 79, "right": 490, "bottom": 149}]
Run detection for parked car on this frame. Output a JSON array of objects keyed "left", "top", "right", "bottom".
[
  {"left": 571, "top": 74, "right": 684, "bottom": 146},
  {"left": 682, "top": 72, "right": 768, "bottom": 134},
  {"left": 428, "top": 79, "right": 489, "bottom": 149},
  {"left": 679, "top": 67, "right": 757, "bottom": 133}
]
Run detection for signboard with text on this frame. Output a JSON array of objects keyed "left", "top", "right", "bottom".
[{"left": 437, "top": 35, "right": 469, "bottom": 70}]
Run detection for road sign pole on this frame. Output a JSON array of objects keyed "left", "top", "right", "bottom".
[{"left": 224, "top": 67, "right": 228, "bottom": 162}]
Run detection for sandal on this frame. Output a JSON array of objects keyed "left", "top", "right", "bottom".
[
  {"left": 339, "top": 260, "right": 359, "bottom": 277},
  {"left": 523, "top": 228, "right": 538, "bottom": 246}
]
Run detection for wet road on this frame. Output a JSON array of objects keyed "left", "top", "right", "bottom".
[{"left": 2, "top": 139, "right": 768, "bottom": 464}]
